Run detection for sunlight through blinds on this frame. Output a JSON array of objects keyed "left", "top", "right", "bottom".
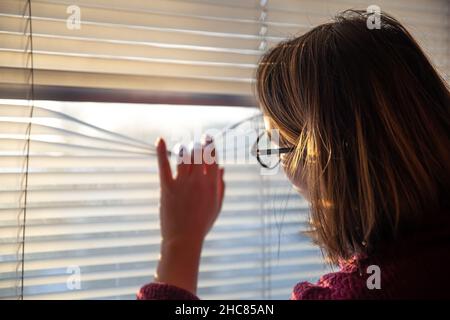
[{"left": 0, "top": 100, "right": 327, "bottom": 299}]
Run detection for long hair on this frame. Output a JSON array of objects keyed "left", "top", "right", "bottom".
[{"left": 256, "top": 10, "right": 450, "bottom": 263}]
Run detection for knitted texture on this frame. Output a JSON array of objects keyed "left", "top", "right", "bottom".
[{"left": 137, "top": 282, "right": 199, "bottom": 300}]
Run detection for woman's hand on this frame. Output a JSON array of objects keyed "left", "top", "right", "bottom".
[
  {"left": 154, "top": 136, "right": 225, "bottom": 294},
  {"left": 157, "top": 136, "right": 225, "bottom": 246}
]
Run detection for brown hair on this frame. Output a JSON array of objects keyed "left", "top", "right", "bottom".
[{"left": 256, "top": 10, "right": 450, "bottom": 263}]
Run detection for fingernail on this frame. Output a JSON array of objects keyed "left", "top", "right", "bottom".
[{"left": 155, "top": 137, "right": 162, "bottom": 147}]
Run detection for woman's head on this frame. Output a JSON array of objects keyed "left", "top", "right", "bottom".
[{"left": 256, "top": 10, "right": 450, "bottom": 263}]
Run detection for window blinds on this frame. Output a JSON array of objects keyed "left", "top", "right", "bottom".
[
  {"left": 0, "top": 100, "right": 327, "bottom": 300},
  {"left": 0, "top": 0, "right": 449, "bottom": 300},
  {"left": 1, "top": 0, "right": 448, "bottom": 103}
]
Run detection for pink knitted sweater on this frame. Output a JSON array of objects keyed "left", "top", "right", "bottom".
[{"left": 137, "top": 215, "right": 450, "bottom": 300}]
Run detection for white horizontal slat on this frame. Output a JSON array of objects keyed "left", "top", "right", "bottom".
[
  {"left": 0, "top": 14, "right": 277, "bottom": 54},
  {"left": 0, "top": 209, "right": 308, "bottom": 236},
  {"left": 32, "top": 0, "right": 261, "bottom": 24},
  {"left": 17, "top": 266, "right": 327, "bottom": 300},
  {"left": 3, "top": 256, "right": 325, "bottom": 299},
  {"left": 7, "top": 220, "right": 256, "bottom": 243},
  {"left": 0, "top": 242, "right": 319, "bottom": 291},
  {"left": 1, "top": 31, "right": 262, "bottom": 65},
  {"left": 0, "top": 50, "right": 256, "bottom": 83},
  {"left": 0, "top": 186, "right": 301, "bottom": 204},
  {"left": 0, "top": 132, "right": 150, "bottom": 156},
  {"left": 0, "top": 176, "right": 293, "bottom": 193},
  {"left": 0, "top": 217, "right": 304, "bottom": 241},
  {"left": 0, "top": 67, "right": 255, "bottom": 95},
  {"left": 0, "top": 241, "right": 316, "bottom": 275},
  {"left": 0, "top": 104, "right": 156, "bottom": 148},
  {"left": 0, "top": 0, "right": 296, "bottom": 38},
  {"left": 28, "top": 0, "right": 450, "bottom": 28}
]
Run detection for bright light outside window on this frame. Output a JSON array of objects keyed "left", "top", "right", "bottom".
[{"left": 0, "top": 99, "right": 328, "bottom": 299}]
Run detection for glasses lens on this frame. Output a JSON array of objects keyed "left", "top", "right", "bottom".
[{"left": 257, "top": 131, "right": 281, "bottom": 169}]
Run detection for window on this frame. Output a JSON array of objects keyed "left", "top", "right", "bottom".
[
  {"left": 0, "top": 99, "right": 328, "bottom": 300},
  {"left": 0, "top": 0, "right": 448, "bottom": 299}
]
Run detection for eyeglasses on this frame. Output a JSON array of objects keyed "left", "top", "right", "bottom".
[{"left": 251, "top": 131, "right": 295, "bottom": 169}]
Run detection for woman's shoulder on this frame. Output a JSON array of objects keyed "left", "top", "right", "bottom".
[
  {"left": 292, "top": 225, "right": 450, "bottom": 300},
  {"left": 291, "top": 256, "right": 376, "bottom": 300}
]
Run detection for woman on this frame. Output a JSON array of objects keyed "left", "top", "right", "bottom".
[{"left": 138, "top": 10, "right": 450, "bottom": 299}]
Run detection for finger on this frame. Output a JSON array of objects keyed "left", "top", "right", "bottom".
[
  {"left": 175, "top": 144, "right": 190, "bottom": 179},
  {"left": 155, "top": 138, "right": 174, "bottom": 188},
  {"left": 202, "top": 135, "right": 218, "bottom": 175},
  {"left": 190, "top": 141, "right": 203, "bottom": 175},
  {"left": 217, "top": 168, "right": 225, "bottom": 212}
]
